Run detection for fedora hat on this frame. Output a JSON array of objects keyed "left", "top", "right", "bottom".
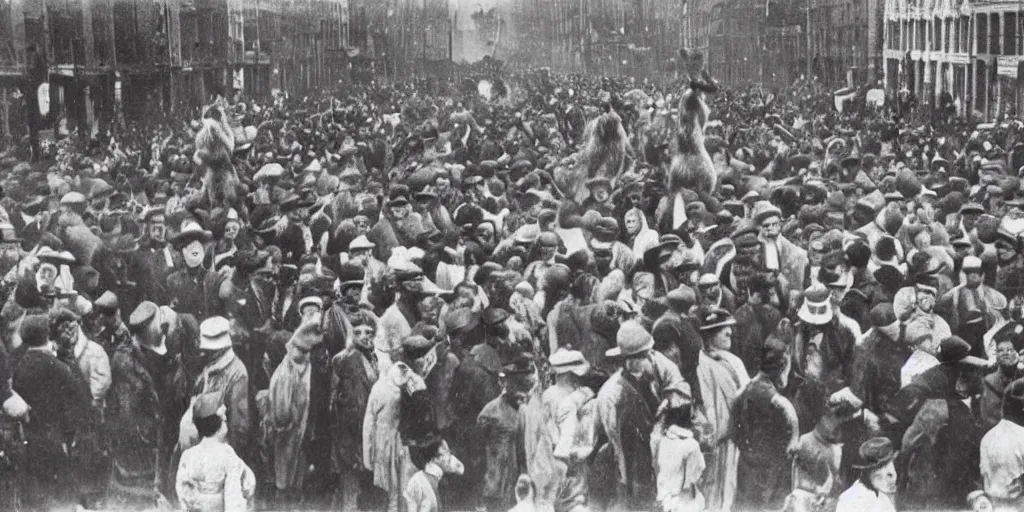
[
  {"left": 549, "top": 349, "right": 590, "bottom": 376},
  {"left": 798, "top": 284, "right": 834, "bottom": 325},
  {"left": 170, "top": 222, "right": 212, "bottom": 248},
  {"left": 606, "top": 320, "right": 654, "bottom": 358},
  {"left": 199, "top": 316, "right": 232, "bottom": 351}
]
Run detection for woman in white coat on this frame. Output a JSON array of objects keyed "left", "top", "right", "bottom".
[{"left": 835, "top": 437, "right": 898, "bottom": 512}]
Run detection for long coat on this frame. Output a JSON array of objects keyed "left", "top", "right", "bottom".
[
  {"left": 12, "top": 348, "right": 91, "bottom": 507},
  {"left": 193, "top": 351, "right": 251, "bottom": 454},
  {"left": 330, "top": 346, "right": 378, "bottom": 473},
  {"left": 363, "top": 363, "right": 416, "bottom": 494},
  {"left": 108, "top": 342, "right": 183, "bottom": 493},
  {"left": 138, "top": 240, "right": 183, "bottom": 304},
  {"left": 265, "top": 355, "right": 311, "bottom": 490},
  {"left": 477, "top": 394, "right": 525, "bottom": 509}
]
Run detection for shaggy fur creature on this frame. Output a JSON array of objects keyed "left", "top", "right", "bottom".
[
  {"left": 668, "top": 50, "right": 719, "bottom": 197},
  {"left": 557, "top": 106, "right": 629, "bottom": 203},
  {"left": 193, "top": 105, "right": 241, "bottom": 206}
]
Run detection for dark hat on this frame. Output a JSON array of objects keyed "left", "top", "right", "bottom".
[
  {"left": 699, "top": 307, "right": 737, "bottom": 331},
  {"left": 388, "top": 184, "right": 411, "bottom": 207},
  {"left": 960, "top": 202, "right": 985, "bottom": 215},
  {"left": 280, "top": 191, "right": 317, "bottom": 212},
  {"left": 1003, "top": 378, "right": 1024, "bottom": 417},
  {"left": 473, "top": 261, "right": 503, "bottom": 286},
  {"left": 500, "top": 356, "right": 537, "bottom": 389},
  {"left": 869, "top": 302, "right": 898, "bottom": 328},
  {"left": 993, "top": 321, "right": 1024, "bottom": 351},
  {"left": 402, "top": 334, "right": 437, "bottom": 360},
  {"left": 19, "top": 314, "right": 49, "bottom": 347},
  {"left": 170, "top": 222, "right": 213, "bottom": 248},
  {"left": 845, "top": 240, "right": 871, "bottom": 268},
  {"left": 591, "top": 217, "right": 619, "bottom": 240},
  {"left": 128, "top": 301, "right": 159, "bottom": 333},
  {"left": 938, "top": 335, "right": 988, "bottom": 366},
  {"left": 445, "top": 308, "right": 481, "bottom": 336},
  {"left": 482, "top": 306, "right": 511, "bottom": 327},
  {"left": 337, "top": 263, "right": 365, "bottom": 291},
  {"left": 732, "top": 232, "right": 759, "bottom": 249},
  {"left": 853, "top": 437, "right": 897, "bottom": 470}
]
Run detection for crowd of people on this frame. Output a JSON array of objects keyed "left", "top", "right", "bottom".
[{"left": 1, "top": 53, "right": 1023, "bottom": 512}]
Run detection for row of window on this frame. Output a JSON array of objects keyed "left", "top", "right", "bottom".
[{"left": 887, "top": 13, "right": 1024, "bottom": 56}]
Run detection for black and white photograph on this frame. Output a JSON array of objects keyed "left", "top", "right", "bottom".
[{"left": 0, "top": 0, "right": 1020, "bottom": 510}]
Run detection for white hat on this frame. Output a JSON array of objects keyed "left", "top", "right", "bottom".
[
  {"left": 349, "top": 235, "right": 376, "bottom": 251},
  {"left": 549, "top": 349, "right": 590, "bottom": 376},
  {"left": 199, "top": 316, "right": 232, "bottom": 351},
  {"left": 962, "top": 255, "right": 983, "bottom": 271},
  {"left": 798, "top": 284, "right": 834, "bottom": 325},
  {"left": 298, "top": 295, "right": 324, "bottom": 311}
]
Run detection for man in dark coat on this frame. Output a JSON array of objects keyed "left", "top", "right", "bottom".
[
  {"left": 652, "top": 286, "right": 704, "bottom": 404},
  {"left": 107, "top": 301, "right": 185, "bottom": 507},
  {"left": 980, "top": 321, "right": 1024, "bottom": 431},
  {"left": 137, "top": 207, "right": 182, "bottom": 304},
  {"left": 330, "top": 310, "right": 379, "bottom": 511},
  {"left": 732, "top": 336, "right": 799, "bottom": 510},
  {"left": 731, "top": 273, "right": 782, "bottom": 377},
  {"left": 12, "top": 314, "right": 91, "bottom": 510}
]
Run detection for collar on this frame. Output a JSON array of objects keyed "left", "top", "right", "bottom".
[
  {"left": 665, "top": 425, "right": 694, "bottom": 440},
  {"left": 205, "top": 349, "right": 236, "bottom": 374},
  {"left": 21, "top": 212, "right": 35, "bottom": 225},
  {"left": 137, "top": 338, "right": 168, "bottom": 356},
  {"left": 423, "top": 462, "right": 444, "bottom": 479}
]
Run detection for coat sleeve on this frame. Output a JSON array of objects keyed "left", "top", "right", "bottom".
[
  {"left": 225, "top": 370, "right": 252, "bottom": 452},
  {"left": 87, "top": 343, "right": 112, "bottom": 404},
  {"left": 362, "top": 389, "right": 380, "bottom": 472}
]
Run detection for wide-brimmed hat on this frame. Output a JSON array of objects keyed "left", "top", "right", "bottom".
[
  {"left": 852, "top": 437, "right": 897, "bottom": 470},
  {"left": 199, "top": 316, "right": 232, "bottom": 351},
  {"left": 170, "top": 222, "right": 212, "bottom": 248},
  {"left": 37, "top": 246, "right": 76, "bottom": 266},
  {"left": 699, "top": 307, "right": 737, "bottom": 331},
  {"left": 549, "top": 349, "right": 590, "bottom": 376},
  {"left": 938, "top": 335, "right": 988, "bottom": 367},
  {"left": 798, "top": 284, "right": 834, "bottom": 325},
  {"left": 606, "top": 320, "right": 654, "bottom": 358}
]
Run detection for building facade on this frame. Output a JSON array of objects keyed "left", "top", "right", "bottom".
[
  {"left": 0, "top": 0, "right": 351, "bottom": 136},
  {"left": 881, "top": 0, "right": 1024, "bottom": 120},
  {"left": 683, "top": 0, "right": 808, "bottom": 88},
  {"left": 809, "top": 0, "right": 884, "bottom": 86}
]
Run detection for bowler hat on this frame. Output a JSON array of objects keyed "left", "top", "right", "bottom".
[{"left": 607, "top": 320, "right": 654, "bottom": 358}]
